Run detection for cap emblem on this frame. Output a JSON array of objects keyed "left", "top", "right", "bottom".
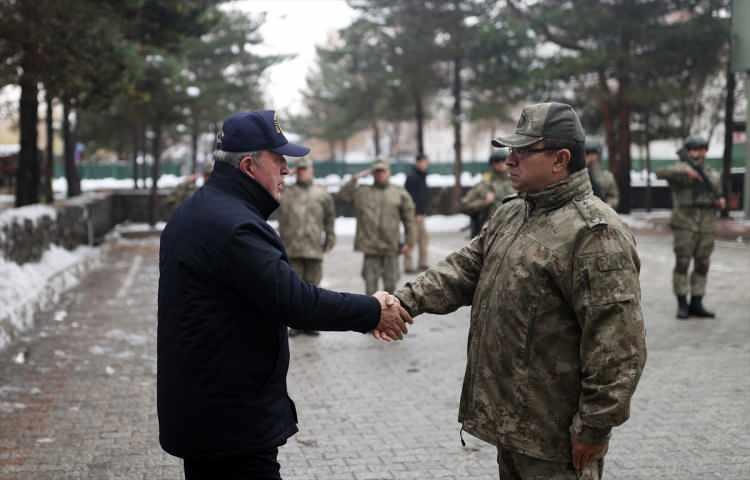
[{"left": 274, "top": 112, "right": 283, "bottom": 135}]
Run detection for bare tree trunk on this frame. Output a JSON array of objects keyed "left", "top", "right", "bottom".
[
  {"left": 341, "top": 138, "right": 348, "bottom": 162},
  {"left": 149, "top": 123, "right": 162, "bottom": 226},
  {"left": 414, "top": 90, "right": 425, "bottom": 156},
  {"left": 131, "top": 124, "right": 140, "bottom": 189},
  {"left": 140, "top": 124, "right": 148, "bottom": 188},
  {"left": 15, "top": 69, "right": 40, "bottom": 207},
  {"left": 44, "top": 95, "right": 54, "bottom": 203},
  {"left": 328, "top": 140, "right": 336, "bottom": 162},
  {"left": 371, "top": 119, "right": 381, "bottom": 157},
  {"left": 721, "top": 66, "right": 735, "bottom": 218},
  {"left": 451, "top": 53, "right": 463, "bottom": 213},
  {"left": 644, "top": 112, "right": 652, "bottom": 212},
  {"left": 62, "top": 98, "right": 82, "bottom": 198},
  {"left": 191, "top": 117, "right": 199, "bottom": 174}
]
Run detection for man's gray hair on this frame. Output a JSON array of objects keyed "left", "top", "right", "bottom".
[{"left": 213, "top": 150, "right": 262, "bottom": 168}]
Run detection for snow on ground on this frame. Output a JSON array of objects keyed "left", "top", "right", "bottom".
[
  {"left": 52, "top": 175, "right": 185, "bottom": 195},
  {"left": 268, "top": 214, "right": 470, "bottom": 237},
  {"left": 0, "top": 245, "right": 97, "bottom": 352}
]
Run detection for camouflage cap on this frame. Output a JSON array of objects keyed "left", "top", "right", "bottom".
[
  {"left": 585, "top": 140, "right": 603, "bottom": 154},
  {"left": 295, "top": 157, "right": 313, "bottom": 169},
  {"left": 492, "top": 102, "right": 585, "bottom": 148},
  {"left": 371, "top": 158, "right": 390, "bottom": 171},
  {"left": 684, "top": 135, "right": 709, "bottom": 150}
]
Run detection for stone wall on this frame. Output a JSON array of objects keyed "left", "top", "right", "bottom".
[{"left": 0, "top": 193, "right": 115, "bottom": 265}]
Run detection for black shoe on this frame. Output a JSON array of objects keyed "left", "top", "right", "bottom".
[
  {"left": 417, "top": 265, "right": 429, "bottom": 272},
  {"left": 676, "top": 295, "right": 689, "bottom": 319},
  {"left": 688, "top": 296, "right": 715, "bottom": 318},
  {"left": 404, "top": 268, "right": 417, "bottom": 274}
]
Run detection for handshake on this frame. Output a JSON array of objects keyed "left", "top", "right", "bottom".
[{"left": 371, "top": 291, "right": 413, "bottom": 342}]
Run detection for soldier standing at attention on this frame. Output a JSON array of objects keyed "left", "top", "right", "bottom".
[
  {"left": 404, "top": 153, "right": 430, "bottom": 273},
  {"left": 656, "top": 136, "right": 725, "bottom": 319},
  {"left": 460, "top": 149, "right": 515, "bottom": 237},
  {"left": 338, "top": 159, "right": 416, "bottom": 294},
  {"left": 395, "top": 102, "right": 647, "bottom": 480},
  {"left": 585, "top": 141, "right": 620, "bottom": 210},
  {"left": 278, "top": 157, "right": 336, "bottom": 337}
]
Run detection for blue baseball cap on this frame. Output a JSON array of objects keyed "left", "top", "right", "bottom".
[{"left": 218, "top": 110, "right": 310, "bottom": 157}]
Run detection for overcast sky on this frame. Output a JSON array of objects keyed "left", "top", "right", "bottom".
[{"left": 226, "top": 0, "right": 356, "bottom": 115}]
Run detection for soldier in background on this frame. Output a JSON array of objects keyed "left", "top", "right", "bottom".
[
  {"left": 338, "top": 159, "right": 416, "bottom": 294},
  {"left": 656, "top": 136, "right": 725, "bottom": 319},
  {"left": 585, "top": 141, "right": 620, "bottom": 210},
  {"left": 278, "top": 157, "right": 336, "bottom": 337},
  {"left": 164, "top": 161, "right": 214, "bottom": 214},
  {"left": 404, "top": 153, "right": 430, "bottom": 273},
  {"left": 460, "top": 149, "right": 514, "bottom": 237},
  {"left": 395, "top": 102, "right": 646, "bottom": 480}
]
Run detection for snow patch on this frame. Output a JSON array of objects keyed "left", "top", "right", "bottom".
[{"left": 0, "top": 246, "right": 97, "bottom": 352}]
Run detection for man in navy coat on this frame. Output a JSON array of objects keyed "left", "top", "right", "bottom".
[{"left": 157, "top": 110, "right": 411, "bottom": 479}]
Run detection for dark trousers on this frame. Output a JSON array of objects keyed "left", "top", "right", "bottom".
[{"left": 183, "top": 448, "right": 281, "bottom": 480}]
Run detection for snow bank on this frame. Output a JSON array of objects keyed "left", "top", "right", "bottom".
[
  {"left": 269, "top": 214, "right": 470, "bottom": 237},
  {"left": 0, "top": 245, "right": 98, "bottom": 351},
  {"left": 52, "top": 174, "right": 186, "bottom": 194}
]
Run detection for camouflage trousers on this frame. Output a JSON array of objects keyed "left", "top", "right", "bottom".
[
  {"left": 289, "top": 257, "right": 323, "bottom": 286},
  {"left": 498, "top": 448, "right": 603, "bottom": 480},
  {"left": 362, "top": 254, "right": 400, "bottom": 294},
  {"left": 672, "top": 228, "right": 715, "bottom": 296}
]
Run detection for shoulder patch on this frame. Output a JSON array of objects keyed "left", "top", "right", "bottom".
[
  {"left": 502, "top": 193, "right": 521, "bottom": 204},
  {"left": 573, "top": 197, "right": 608, "bottom": 230}
]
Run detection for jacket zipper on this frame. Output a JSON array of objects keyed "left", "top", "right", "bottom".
[{"left": 465, "top": 203, "right": 530, "bottom": 416}]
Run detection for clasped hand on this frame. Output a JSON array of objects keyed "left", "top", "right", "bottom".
[{"left": 371, "top": 291, "right": 413, "bottom": 342}]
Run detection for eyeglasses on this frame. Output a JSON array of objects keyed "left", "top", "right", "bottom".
[{"left": 508, "top": 146, "right": 560, "bottom": 158}]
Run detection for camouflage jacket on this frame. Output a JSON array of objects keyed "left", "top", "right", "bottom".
[
  {"left": 460, "top": 171, "right": 515, "bottom": 217},
  {"left": 655, "top": 162, "right": 722, "bottom": 233},
  {"left": 338, "top": 178, "right": 416, "bottom": 255},
  {"left": 589, "top": 164, "right": 620, "bottom": 209},
  {"left": 165, "top": 179, "right": 199, "bottom": 213},
  {"left": 278, "top": 180, "right": 336, "bottom": 259},
  {"left": 395, "top": 169, "right": 647, "bottom": 461}
]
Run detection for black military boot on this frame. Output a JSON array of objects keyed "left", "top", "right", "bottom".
[
  {"left": 688, "top": 296, "right": 715, "bottom": 318},
  {"left": 676, "top": 295, "right": 689, "bottom": 319}
]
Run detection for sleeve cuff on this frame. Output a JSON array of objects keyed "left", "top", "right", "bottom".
[{"left": 571, "top": 414, "right": 611, "bottom": 444}]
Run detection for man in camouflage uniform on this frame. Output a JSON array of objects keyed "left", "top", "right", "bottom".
[
  {"left": 395, "top": 103, "right": 647, "bottom": 480},
  {"left": 655, "top": 136, "right": 725, "bottom": 319},
  {"left": 338, "top": 159, "right": 416, "bottom": 294},
  {"left": 460, "top": 149, "right": 515, "bottom": 237},
  {"left": 585, "top": 141, "right": 620, "bottom": 210},
  {"left": 278, "top": 157, "right": 336, "bottom": 336}
]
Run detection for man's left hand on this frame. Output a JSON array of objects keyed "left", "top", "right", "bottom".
[
  {"left": 571, "top": 438, "right": 608, "bottom": 474},
  {"left": 401, "top": 244, "right": 412, "bottom": 255}
]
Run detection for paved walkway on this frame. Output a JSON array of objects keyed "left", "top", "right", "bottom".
[{"left": 0, "top": 230, "right": 748, "bottom": 479}]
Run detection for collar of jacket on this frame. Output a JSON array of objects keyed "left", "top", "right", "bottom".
[
  {"left": 373, "top": 180, "right": 389, "bottom": 190},
  {"left": 207, "top": 161, "right": 280, "bottom": 219},
  {"left": 521, "top": 168, "right": 592, "bottom": 214}
]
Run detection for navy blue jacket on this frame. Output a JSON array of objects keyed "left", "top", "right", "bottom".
[
  {"left": 405, "top": 167, "right": 429, "bottom": 215},
  {"left": 157, "top": 162, "right": 380, "bottom": 459}
]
